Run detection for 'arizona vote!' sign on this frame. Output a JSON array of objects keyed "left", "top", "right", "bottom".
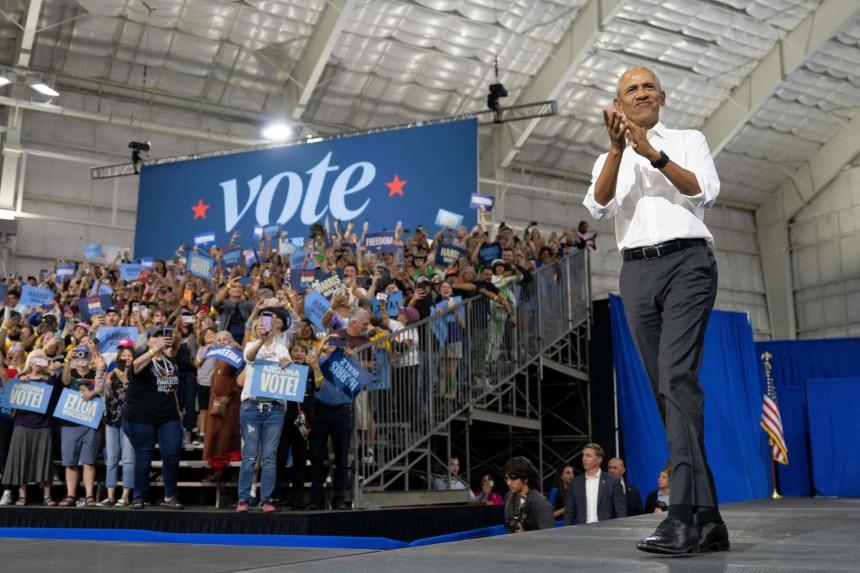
[
  {"left": 0, "top": 380, "right": 53, "bottom": 414},
  {"left": 248, "top": 359, "right": 308, "bottom": 401},
  {"left": 135, "top": 120, "right": 477, "bottom": 259},
  {"left": 53, "top": 388, "right": 105, "bottom": 430}
]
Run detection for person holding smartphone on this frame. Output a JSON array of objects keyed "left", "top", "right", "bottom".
[
  {"left": 237, "top": 316, "right": 291, "bottom": 513},
  {"left": 97, "top": 339, "right": 136, "bottom": 506}
]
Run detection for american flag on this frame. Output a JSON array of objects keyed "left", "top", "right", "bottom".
[{"left": 760, "top": 352, "right": 788, "bottom": 464}]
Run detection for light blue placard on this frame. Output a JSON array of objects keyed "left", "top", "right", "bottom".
[
  {"left": 97, "top": 327, "right": 139, "bottom": 353},
  {"left": 84, "top": 243, "right": 103, "bottom": 260},
  {"left": 290, "top": 249, "right": 309, "bottom": 271},
  {"left": 248, "top": 360, "right": 308, "bottom": 401},
  {"left": 222, "top": 249, "right": 242, "bottom": 268},
  {"left": 435, "top": 209, "right": 463, "bottom": 229},
  {"left": 21, "top": 285, "right": 54, "bottom": 308},
  {"left": 139, "top": 257, "right": 155, "bottom": 269},
  {"left": 186, "top": 252, "right": 215, "bottom": 279},
  {"left": 430, "top": 315, "right": 448, "bottom": 347},
  {"left": 254, "top": 226, "right": 263, "bottom": 239},
  {"left": 203, "top": 345, "right": 245, "bottom": 368},
  {"left": 304, "top": 290, "right": 331, "bottom": 332},
  {"left": 120, "top": 264, "right": 143, "bottom": 281},
  {"left": 0, "top": 380, "right": 52, "bottom": 414},
  {"left": 263, "top": 224, "right": 280, "bottom": 238},
  {"left": 194, "top": 231, "right": 216, "bottom": 246},
  {"left": 53, "top": 388, "right": 104, "bottom": 430},
  {"left": 384, "top": 290, "right": 404, "bottom": 316}
]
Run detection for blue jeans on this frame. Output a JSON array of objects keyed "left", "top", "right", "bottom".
[
  {"left": 122, "top": 418, "right": 183, "bottom": 501},
  {"left": 238, "top": 400, "right": 285, "bottom": 502},
  {"left": 104, "top": 424, "right": 135, "bottom": 491}
]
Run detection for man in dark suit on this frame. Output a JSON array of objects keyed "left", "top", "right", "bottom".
[
  {"left": 563, "top": 443, "right": 627, "bottom": 525},
  {"left": 608, "top": 457, "right": 643, "bottom": 516}
]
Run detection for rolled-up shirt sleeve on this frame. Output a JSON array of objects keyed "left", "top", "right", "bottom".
[
  {"left": 583, "top": 152, "right": 617, "bottom": 220},
  {"left": 680, "top": 130, "right": 719, "bottom": 211}
]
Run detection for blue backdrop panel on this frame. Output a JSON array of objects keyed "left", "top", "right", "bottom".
[
  {"left": 806, "top": 378, "right": 860, "bottom": 497},
  {"left": 135, "top": 120, "right": 478, "bottom": 260},
  {"left": 754, "top": 338, "right": 860, "bottom": 496},
  {"left": 609, "top": 294, "right": 769, "bottom": 505}
]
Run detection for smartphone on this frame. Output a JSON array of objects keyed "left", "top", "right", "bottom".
[
  {"left": 263, "top": 269, "right": 271, "bottom": 278},
  {"left": 376, "top": 293, "right": 388, "bottom": 302},
  {"left": 131, "top": 302, "right": 140, "bottom": 313},
  {"left": 183, "top": 290, "right": 193, "bottom": 303},
  {"left": 261, "top": 314, "right": 272, "bottom": 332},
  {"left": 329, "top": 335, "right": 347, "bottom": 348},
  {"left": 199, "top": 305, "right": 209, "bottom": 315},
  {"left": 356, "top": 277, "right": 373, "bottom": 289},
  {"left": 140, "top": 307, "right": 148, "bottom": 318},
  {"left": 181, "top": 315, "right": 194, "bottom": 323}
]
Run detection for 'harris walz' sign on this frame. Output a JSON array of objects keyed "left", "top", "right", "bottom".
[{"left": 135, "top": 120, "right": 478, "bottom": 259}]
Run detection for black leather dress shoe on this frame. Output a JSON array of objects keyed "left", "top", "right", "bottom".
[
  {"left": 698, "top": 521, "right": 730, "bottom": 552},
  {"left": 637, "top": 516, "right": 700, "bottom": 555}
]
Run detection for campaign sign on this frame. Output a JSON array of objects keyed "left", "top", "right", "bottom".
[
  {"left": 53, "top": 388, "right": 104, "bottom": 430},
  {"left": 470, "top": 193, "right": 495, "bottom": 211},
  {"left": 139, "top": 257, "right": 155, "bottom": 269},
  {"left": 187, "top": 252, "right": 216, "bottom": 279},
  {"left": 319, "top": 348, "right": 371, "bottom": 400},
  {"left": 433, "top": 296, "right": 463, "bottom": 323},
  {"left": 98, "top": 327, "right": 139, "bottom": 354},
  {"left": 243, "top": 249, "right": 257, "bottom": 269},
  {"left": 254, "top": 226, "right": 263, "bottom": 239},
  {"left": 248, "top": 360, "right": 308, "bottom": 402},
  {"left": 135, "top": 120, "right": 477, "bottom": 260},
  {"left": 194, "top": 231, "right": 217, "bottom": 247},
  {"left": 222, "top": 249, "right": 242, "bottom": 268},
  {"left": 368, "top": 348, "right": 391, "bottom": 391},
  {"left": 435, "top": 209, "right": 463, "bottom": 229},
  {"left": 304, "top": 290, "right": 331, "bottom": 332},
  {"left": 385, "top": 290, "right": 404, "bottom": 317},
  {"left": 263, "top": 224, "right": 280, "bottom": 238},
  {"left": 364, "top": 232, "right": 396, "bottom": 253},
  {"left": 0, "top": 380, "right": 52, "bottom": 414},
  {"left": 279, "top": 240, "right": 296, "bottom": 256},
  {"left": 21, "top": 285, "right": 54, "bottom": 308},
  {"left": 436, "top": 245, "right": 465, "bottom": 267},
  {"left": 290, "top": 249, "right": 310, "bottom": 271},
  {"left": 120, "top": 264, "right": 143, "bottom": 281},
  {"left": 477, "top": 242, "right": 502, "bottom": 265},
  {"left": 203, "top": 345, "right": 245, "bottom": 368},
  {"left": 0, "top": 284, "right": 7, "bottom": 302},
  {"left": 84, "top": 243, "right": 103, "bottom": 260},
  {"left": 430, "top": 315, "right": 448, "bottom": 347},
  {"left": 78, "top": 294, "right": 114, "bottom": 320},
  {"left": 0, "top": 385, "right": 12, "bottom": 422},
  {"left": 313, "top": 272, "right": 342, "bottom": 300},
  {"left": 289, "top": 268, "right": 316, "bottom": 294},
  {"left": 56, "top": 264, "right": 76, "bottom": 279}
]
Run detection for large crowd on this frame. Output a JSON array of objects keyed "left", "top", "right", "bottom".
[{"left": 0, "top": 215, "right": 596, "bottom": 512}]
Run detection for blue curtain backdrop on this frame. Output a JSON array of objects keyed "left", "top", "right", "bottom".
[
  {"left": 609, "top": 294, "right": 769, "bottom": 505},
  {"left": 754, "top": 338, "right": 860, "bottom": 496},
  {"left": 806, "top": 378, "right": 860, "bottom": 497}
]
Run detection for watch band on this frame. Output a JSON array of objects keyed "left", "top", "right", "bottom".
[{"left": 650, "top": 151, "right": 669, "bottom": 169}]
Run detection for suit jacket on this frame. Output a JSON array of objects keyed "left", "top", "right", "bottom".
[
  {"left": 624, "top": 483, "right": 643, "bottom": 516},
  {"left": 562, "top": 471, "right": 627, "bottom": 526}
]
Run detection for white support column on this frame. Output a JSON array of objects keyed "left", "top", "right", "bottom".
[
  {"left": 0, "top": 109, "right": 23, "bottom": 210},
  {"left": 756, "top": 192, "right": 796, "bottom": 340}
]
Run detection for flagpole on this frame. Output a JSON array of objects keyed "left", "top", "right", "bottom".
[{"left": 770, "top": 450, "right": 783, "bottom": 500}]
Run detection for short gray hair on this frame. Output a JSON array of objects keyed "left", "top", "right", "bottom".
[{"left": 348, "top": 307, "right": 370, "bottom": 322}]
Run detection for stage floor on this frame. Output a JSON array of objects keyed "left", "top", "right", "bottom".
[{"left": 1, "top": 497, "right": 858, "bottom": 572}]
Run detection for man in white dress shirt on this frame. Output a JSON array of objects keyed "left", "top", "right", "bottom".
[
  {"left": 562, "top": 443, "right": 626, "bottom": 526},
  {"left": 583, "top": 67, "right": 728, "bottom": 555}
]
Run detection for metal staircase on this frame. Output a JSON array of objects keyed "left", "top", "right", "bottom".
[{"left": 350, "top": 251, "right": 592, "bottom": 507}]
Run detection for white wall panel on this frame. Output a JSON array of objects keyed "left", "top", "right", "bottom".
[{"left": 791, "top": 162, "right": 860, "bottom": 339}]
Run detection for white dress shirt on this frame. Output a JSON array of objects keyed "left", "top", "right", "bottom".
[
  {"left": 585, "top": 468, "right": 601, "bottom": 524},
  {"left": 583, "top": 122, "right": 719, "bottom": 251}
]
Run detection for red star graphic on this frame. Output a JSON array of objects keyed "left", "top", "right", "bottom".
[
  {"left": 386, "top": 175, "right": 407, "bottom": 197},
  {"left": 191, "top": 199, "right": 209, "bottom": 220}
]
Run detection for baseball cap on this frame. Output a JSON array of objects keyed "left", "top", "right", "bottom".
[
  {"left": 117, "top": 338, "right": 135, "bottom": 349},
  {"left": 397, "top": 306, "right": 420, "bottom": 324}
]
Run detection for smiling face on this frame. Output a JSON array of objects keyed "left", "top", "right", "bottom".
[{"left": 614, "top": 67, "right": 665, "bottom": 129}]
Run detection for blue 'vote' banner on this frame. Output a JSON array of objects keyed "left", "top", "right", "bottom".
[
  {"left": 0, "top": 380, "right": 52, "bottom": 414},
  {"left": 98, "top": 327, "right": 139, "bottom": 354},
  {"left": 203, "top": 345, "right": 245, "bottom": 368},
  {"left": 84, "top": 243, "right": 103, "bottom": 260},
  {"left": 187, "top": 252, "right": 216, "bottom": 279},
  {"left": 53, "top": 388, "right": 104, "bottom": 430},
  {"left": 319, "top": 348, "right": 371, "bottom": 400},
  {"left": 435, "top": 208, "right": 463, "bottom": 229},
  {"left": 135, "top": 120, "right": 477, "bottom": 259},
  {"left": 248, "top": 360, "right": 308, "bottom": 401},
  {"left": 21, "top": 285, "right": 54, "bottom": 308}
]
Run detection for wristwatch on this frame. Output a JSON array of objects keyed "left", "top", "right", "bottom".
[{"left": 650, "top": 151, "right": 669, "bottom": 169}]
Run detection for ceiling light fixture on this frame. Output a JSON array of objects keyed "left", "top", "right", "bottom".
[
  {"left": 262, "top": 121, "right": 292, "bottom": 142},
  {"left": 26, "top": 76, "right": 59, "bottom": 97}
]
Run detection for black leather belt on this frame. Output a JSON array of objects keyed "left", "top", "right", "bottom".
[{"left": 623, "top": 238, "right": 707, "bottom": 262}]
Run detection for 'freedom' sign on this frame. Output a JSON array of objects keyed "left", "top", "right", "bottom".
[
  {"left": 0, "top": 380, "right": 52, "bottom": 414},
  {"left": 364, "top": 232, "right": 396, "bottom": 253},
  {"left": 248, "top": 360, "right": 308, "bottom": 401},
  {"left": 53, "top": 388, "right": 104, "bottom": 429},
  {"left": 203, "top": 345, "right": 245, "bottom": 368}
]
